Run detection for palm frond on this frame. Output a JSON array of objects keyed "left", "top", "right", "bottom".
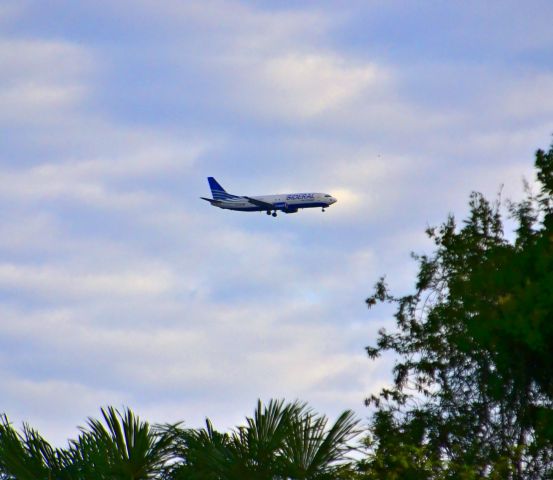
[
  {"left": 0, "top": 414, "right": 73, "bottom": 480},
  {"left": 77, "top": 406, "right": 174, "bottom": 480},
  {"left": 282, "top": 408, "right": 360, "bottom": 479}
]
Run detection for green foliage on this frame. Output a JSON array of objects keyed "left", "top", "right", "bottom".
[
  {"left": 0, "top": 414, "right": 73, "bottom": 480},
  {"left": 0, "top": 408, "right": 177, "bottom": 480},
  {"left": 363, "top": 140, "right": 553, "bottom": 478},
  {"left": 281, "top": 407, "right": 359, "bottom": 479},
  {"left": 357, "top": 410, "right": 440, "bottom": 480},
  {"left": 164, "top": 418, "right": 233, "bottom": 480},
  {"left": 166, "top": 399, "right": 359, "bottom": 480},
  {"left": 0, "top": 402, "right": 358, "bottom": 480},
  {"left": 71, "top": 406, "right": 177, "bottom": 479}
]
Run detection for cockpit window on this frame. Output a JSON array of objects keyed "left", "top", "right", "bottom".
[{"left": 324, "top": 194, "right": 331, "bottom": 198}]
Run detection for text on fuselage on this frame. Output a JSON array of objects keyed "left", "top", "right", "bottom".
[{"left": 286, "top": 193, "right": 315, "bottom": 200}]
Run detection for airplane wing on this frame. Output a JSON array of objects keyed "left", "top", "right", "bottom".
[{"left": 244, "top": 196, "right": 274, "bottom": 209}]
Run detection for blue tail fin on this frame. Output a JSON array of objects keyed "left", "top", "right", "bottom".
[
  {"left": 208, "top": 177, "right": 226, "bottom": 195},
  {"left": 208, "top": 177, "right": 236, "bottom": 200}
]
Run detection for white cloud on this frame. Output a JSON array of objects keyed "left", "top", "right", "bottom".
[
  {"left": 0, "top": 133, "right": 205, "bottom": 210},
  {"left": 0, "top": 373, "right": 126, "bottom": 446},
  {"left": 296, "top": 151, "right": 422, "bottom": 219},
  {"left": 128, "top": 0, "right": 333, "bottom": 52},
  {"left": 0, "top": 39, "right": 94, "bottom": 84},
  {"left": 0, "top": 36, "right": 207, "bottom": 211},
  {"left": 247, "top": 53, "right": 385, "bottom": 118},
  {"left": 0, "top": 212, "right": 60, "bottom": 252},
  {"left": 501, "top": 74, "right": 553, "bottom": 120},
  {"left": 0, "top": 263, "right": 175, "bottom": 299},
  {"left": 2, "top": 0, "right": 553, "bottom": 448},
  {"left": 0, "top": 292, "right": 382, "bottom": 440},
  {"left": 1, "top": 375, "right": 122, "bottom": 420},
  {"left": 0, "top": 39, "right": 94, "bottom": 124},
  {"left": 117, "top": 0, "right": 390, "bottom": 122},
  {"left": 0, "top": 168, "right": 155, "bottom": 209},
  {"left": 0, "top": 83, "right": 85, "bottom": 112},
  {"left": 32, "top": 144, "right": 203, "bottom": 179},
  {"left": 203, "top": 39, "right": 391, "bottom": 121},
  {"left": 326, "top": 187, "right": 363, "bottom": 212}
]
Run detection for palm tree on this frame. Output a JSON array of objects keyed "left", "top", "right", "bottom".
[
  {"left": 167, "top": 399, "right": 359, "bottom": 480},
  {"left": 0, "top": 414, "right": 73, "bottom": 480},
  {"left": 70, "top": 406, "right": 177, "bottom": 480},
  {"left": 165, "top": 418, "right": 234, "bottom": 480},
  {"left": 228, "top": 399, "right": 303, "bottom": 479},
  {"left": 1, "top": 402, "right": 359, "bottom": 479},
  {"left": 281, "top": 408, "right": 359, "bottom": 479}
]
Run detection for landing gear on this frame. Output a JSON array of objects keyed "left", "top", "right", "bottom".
[
  {"left": 322, "top": 208, "right": 326, "bottom": 212},
  {"left": 266, "top": 211, "right": 271, "bottom": 215},
  {"left": 272, "top": 211, "right": 277, "bottom": 217}
]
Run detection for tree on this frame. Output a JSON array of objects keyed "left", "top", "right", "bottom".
[
  {"left": 0, "top": 407, "right": 177, "bottom": 480},
  {"left": 463, "top": 145, "right": 553, "bottom": 402},
  {"left": 70, "top": 406, "right": 177, "bottom": 479},
  {"left": 0, "top": 414, "right": 73, "bottom": 480},
  {"left": 280, "top": 406, "right": 360, "bottom": 479},
  {"left": 362, "top": 141, "right": 553, "bottom": 478},
  {"left": 0, "top": 402, "right": 358, "bottom": 480},
  {"left": 167, "top": 399, "right": 359, "bottom": 480}
]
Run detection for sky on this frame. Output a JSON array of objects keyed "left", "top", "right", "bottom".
[{"left": 1, "top": 0, "right": 553, "bottom": 445}]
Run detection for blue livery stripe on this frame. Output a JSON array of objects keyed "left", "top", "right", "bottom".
[{"left": 213, "top": 193, "right": 239, "bottom": 199}]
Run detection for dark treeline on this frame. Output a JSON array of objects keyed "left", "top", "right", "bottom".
[{"left": 2, "top": 141, "right": 553, "bottom": 479}]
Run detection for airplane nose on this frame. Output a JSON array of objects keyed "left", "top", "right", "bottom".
[{"left": 331, "top": 197, "right": 337, "bottom": 204}]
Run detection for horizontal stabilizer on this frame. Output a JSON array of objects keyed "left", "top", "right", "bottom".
[{"left": 200, "top": 197, "right": 222, "bottom": 205}]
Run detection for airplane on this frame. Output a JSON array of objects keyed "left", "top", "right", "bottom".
[{"left": 201, "top": 177, "right": 337, "bottom": 217}]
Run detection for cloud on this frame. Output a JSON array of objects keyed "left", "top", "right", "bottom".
[
  {"left": 2, "top": 0, "right": 553, "bottom": 446},
  {"left": 126, "top": 0, "right": 333, "bottom": 51},
  {"left": 0, "top": 212, "right": 60, "bottom": 252},
  {"left": 1, "top": 374, "right": 122, "bottom": 421},
  {"left": 501, "top": 74, "right": 553, "bottom": 120},
  {"left": 0, "top": 107, "right": 207, "bottom": 212},
  {"left": 0, "top": 35, "right": 209, "bottom": 215},
  {"left": 0, "top": 83, "right": 85, "bottom": 115},
  {"left": 0, "top": 39, "right": 94, "bottom": 125},
  {"left": 32, "top": 144, "right": 203, "bottom": 180},
  {"left": 235, "top": 53, "right": 386, "bottom": 119},
  {"left": 0, "top": 39, "right": 94, "bottom": 83},
  {"left": 0, "top": 171, "right": 153, "bottom": 209},
  {"left": 102, "top": 0, "right": 389, "bottom": 122},
  {"left": 0, "top": 140, "right": 203, "bottom": 205},
  {"left": 0, "top": 263, "right": 175, "bottom": 299},
  {"left": 0, "top": 372, "right": 125, "bottom": 446},
  {"left": 0, "top": 293, "right": 383, "bottom": 430}
]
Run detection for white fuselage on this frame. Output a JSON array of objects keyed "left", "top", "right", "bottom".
[{"left": 217, "top": 192, "right": 337, "bottom": 213}]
